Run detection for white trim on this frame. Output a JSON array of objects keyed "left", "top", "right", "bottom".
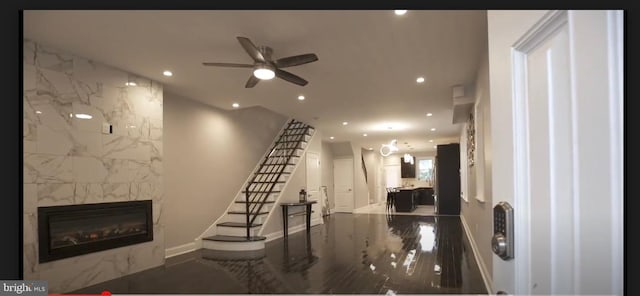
[
  {"left": 352, "top": 203, "right": 378, "bottom": 213},
  {"left": 460, "top": 215, "right": 493, "bottom": 294},
  {"left": 202, "top": 239, "right": 265, "bottom": 251},
  {"left": 511, "top": 10, "right": 569, "bottom": 295},
  {"left": 165, "top": 241, "right": 198, "bottom": 259},
  {"left": 513, "top": 10, "right": 568, "bottom": 52},
  {"left": 262, "top": 223, "right": 308, "bottom": 242},
  {"left": 606, "top": 10, "right": 623, "bottom": 295},
  {"left": 567, "top": 11, "right": 582, "bottom": 293}
]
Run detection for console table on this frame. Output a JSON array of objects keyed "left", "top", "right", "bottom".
[{"left": 280, "top": 201, "right": 317, "bottom": 238}]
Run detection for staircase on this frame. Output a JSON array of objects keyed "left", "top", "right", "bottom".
[{"left": 201, "top": 119, "right": 315, "bottom": 252}]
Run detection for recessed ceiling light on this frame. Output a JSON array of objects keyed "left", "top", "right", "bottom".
[
  {"left": 430, "top": 128, "right": 436, "bottom": 131},
  {"left": 125, "top": 82, "right": 137, "bottom": 87},
  {"left": 330, "top": 136, "right": 335, "bottom": 140},
  {"left": 74, "top": 113, "right": 93, "bottom": 120},
  {"left": 426, "top": 113, "right": 433, "bottom": 116},
  {"left": 363, "top": 133, "right": 368, "bottom": 137},
  {"left": 163, "top": 70, "right": 173, "bottom": 77},
  {"left": 416, "top": 77, "right": 425, "bottom": 83},
  {"left": 298, "top": 95, "right": 305, "bottom": 101},
  {"left": 369, "top": 147, "right": 373, "bottom": 150},
  {"left": 429, "top": 139, "right": 434, "bottom": 143},
  {"left": 394, "top": 10, "right": 407, "bottom": 15},
  {"left": 232, "top": 103, "right": 240, "bottom": 108},
  {"left": 35, "top": 110, "right": 42, "bottom": 114},
  {"left": 342, "top": 121, "right": 348, "bottom": 125}
]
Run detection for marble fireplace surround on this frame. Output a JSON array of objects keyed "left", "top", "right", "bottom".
[{"left": 23, "top": 39, "right": 164, "bottom": 293}]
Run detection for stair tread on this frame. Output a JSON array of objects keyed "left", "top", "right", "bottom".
[
  {"left": 242, "top": 190, "right": 281, "bottom": 193},
  {"left": 250, "top": 181, "right": 285, "bottom": 183},
  {"left": 227, "top": 211, "right": 269, "bottom": 215},
  {"left": 217, "top": 222, "right": 262, "bottom": 227},
  {"left": 202, "top": 235, "right": 266, "bottom": 242},
  {"left": 235, "top": 200, "right": 275, "bottom": 204},
  {"left": 276, "top": 140, "right": 308, "bottom": 143}
]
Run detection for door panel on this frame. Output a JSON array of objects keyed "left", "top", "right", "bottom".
[
  {"left": 306, "top": 152, "right": 322, "bottom": 225},
  {"left": 334, "top": 158, "right": 354, "bottom": 212},
  {"left": 489, "top": 10, "right": 623, "bottom": 295},
  {"left": 523, "top": 23, "right": 572, "bottom": 294}
]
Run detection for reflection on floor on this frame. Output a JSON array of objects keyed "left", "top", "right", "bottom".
[
  {"left": 355, "top": 203, "right": 436, "bottom": 216},
  {"left": 73, "top": 213, "right": 487, "bottom": 294}
]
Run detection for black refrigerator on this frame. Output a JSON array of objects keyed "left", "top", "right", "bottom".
[{"left": 435, "top": 143, "right": 460, "bottom": 215}]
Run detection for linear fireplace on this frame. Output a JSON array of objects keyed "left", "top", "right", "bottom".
[{"left": 38, "top": 200, "right": 153, "bottom": 263}]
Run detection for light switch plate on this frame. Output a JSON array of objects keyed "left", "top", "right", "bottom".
[{"left": 102, "top": 122, "right": 111, "bottom": 134}]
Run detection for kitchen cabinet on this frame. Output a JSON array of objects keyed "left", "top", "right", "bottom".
[{"left": 400, "top": 156, "right": 416, "bottom": 178}]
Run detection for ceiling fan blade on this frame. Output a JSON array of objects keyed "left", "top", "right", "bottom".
[
  {"left": 237, "top": 36, "right": 265, "bottom": 62},
  {"left": 275, "top": 69, "right": 308, "bottom": 86},
  {"left": 245, "top": 75, "right": 260, "bottom": 88},
  {"left": 275, "top": 53, "right": 318, "bottom": 68},
  {"left": 202, "top": 62, "right": 253, "bottom": 68}
]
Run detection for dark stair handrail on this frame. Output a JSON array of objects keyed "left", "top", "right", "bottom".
[{"left": 243, "top": 119, "right": 313, "bottom": 239}]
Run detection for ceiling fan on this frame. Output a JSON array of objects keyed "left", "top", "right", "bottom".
[{"left": 202, "top": 36, "right": 318, "bottom": 88}]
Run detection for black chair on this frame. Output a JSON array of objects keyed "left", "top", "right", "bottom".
[{"left": 386, "top": 188, "right": 396, "bottom": 211}]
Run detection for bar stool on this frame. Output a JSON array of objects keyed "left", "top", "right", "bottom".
[{"left": 386, "top": 188, "right": 396, "bottom": 211}]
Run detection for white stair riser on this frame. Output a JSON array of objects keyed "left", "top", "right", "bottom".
[
  {"left": 245, "top": 182, "right": 285, "bottom": 191},
  {"left": 217, "top": 226, "right": 260, "bottom": 236},
  {"left": 231, "top": 203, "right": 274, "bottom": 212},
  {"left": 202, "top": 239, "right": 265, "bottom": 252},
  {"left": 237, "top": 192, "right": 278, "bottom": 202},
  {"left": 225, "top": 214, "right": 267, "bottom": 224},
  {"left": 280, "top": 134, "right": 311, "bottom": 142},
  {"left": 253, "top": 174, "right": 289, "bottom": 183},
  {"left": 271, "top": 149, "right": 303, "bottom": 158},
  {"left": 258, "top": 164, "right": 295, "bottom": 174}
]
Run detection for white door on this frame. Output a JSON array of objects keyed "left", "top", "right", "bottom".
[
  {"left": 333, "top": 158, "right": 354, "bottom": 212},
  {"left": 488, "top": 10, "right": 623, "bottom": 295},
  {"left": 306, "top": 152, "right": 322, "bottom": 226}
]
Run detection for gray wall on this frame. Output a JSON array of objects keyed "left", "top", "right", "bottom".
[
  {"left": 321, "top": 140, "right": 335, "bottom": 209},
  {"left": 164, "top": 92, "right": 287, "bottom": 249},
  {"left": 260, "top": 130, "right": 322, "bottom": 235},
  {"left": 23, "top": 39, "right": 164, "bottom": 293},
  {"left": 460, "top": 46, "right": 493, "bottom": 280},
  {"left": 330, "top": 141, "right": 354, "bottom": 157}
]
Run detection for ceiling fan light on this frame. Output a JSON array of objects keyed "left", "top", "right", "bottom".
[{"left": 253, "top": 65, "right": 275, "bottom": 80}]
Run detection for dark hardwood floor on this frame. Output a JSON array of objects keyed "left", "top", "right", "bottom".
[{"left": 73, "top": 213, "right": 487, "bottom": 294}]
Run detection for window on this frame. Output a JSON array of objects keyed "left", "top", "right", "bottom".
[{"left": 417, "top": 157, "right": 434, "bottom": 184}]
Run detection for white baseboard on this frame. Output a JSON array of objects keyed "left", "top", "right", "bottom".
[
  {"left": 352, "top": 203, "right": 378, "bottom": 213},
  {"left": 165, "top": 241, "right": 198, "bottom": 259},
  {"left": 263, "top": 223, "right": 307, "bottom": 242},
  {"left": 460, "top": 215, "right": 494, "bottom": 294}
]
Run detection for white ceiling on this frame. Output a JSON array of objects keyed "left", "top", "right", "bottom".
[{"left": 23, "top": 10, "right": 488, "bottom": 154}]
